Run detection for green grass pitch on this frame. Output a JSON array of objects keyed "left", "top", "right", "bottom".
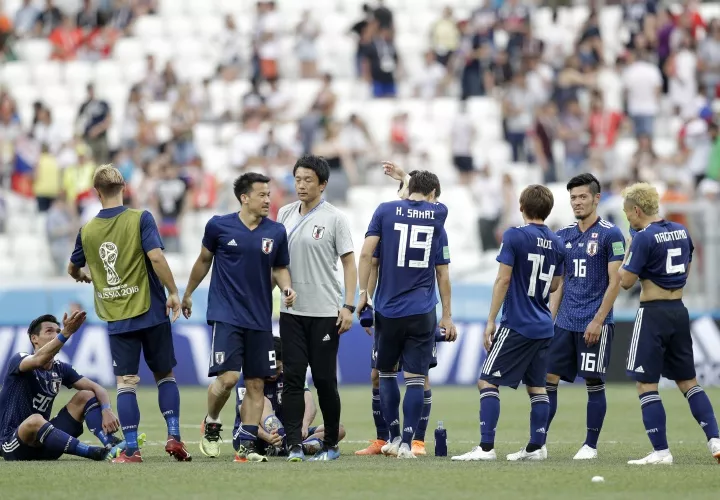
[{"left": 1, "top": 385, "right": 720, "bottom": 499}]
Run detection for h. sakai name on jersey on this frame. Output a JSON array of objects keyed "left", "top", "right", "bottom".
[{"left": 395, "top": 207, "right": 436, "bottom": 219}]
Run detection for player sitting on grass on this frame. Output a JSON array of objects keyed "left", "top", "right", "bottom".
[
  {"left": 0, "top": 311, "right": 121, "bottom": 461},
  {"left": 356, "top": 163, "right": 456, "bottom": 457},
  {"left": 619, "top": 182, "right": 720, "bottom": 465},
  {"left": 233, "top": 337, "right": 346, "bottom": 460}
]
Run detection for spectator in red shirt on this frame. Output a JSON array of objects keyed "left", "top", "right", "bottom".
[
  {"left": 588, "top": 91, "right": 623, "bottom": 151},
  {"left": 49, "top": 15, "right": 84, "bottom": 61}
]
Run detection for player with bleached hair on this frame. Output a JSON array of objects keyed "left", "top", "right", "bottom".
[{"left": 619, "top": 182, "right": 720, "bottom": 465}]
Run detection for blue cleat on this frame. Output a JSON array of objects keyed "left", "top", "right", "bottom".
[
  {"left": 287, "top": 444, "right": 305, "bottom": 462},
  {"left": 309, "top": 445, "right": 340, "bottom": 461},
  {"left": 302, "top": 437, "right": 323, "bottom": 455}
]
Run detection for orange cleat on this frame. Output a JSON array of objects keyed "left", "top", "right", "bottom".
[
  {"left": 355, "top": 439, "right": 386, "bottom": 456},
  {"left": 111, "top": 450, "right": 143, "bottom": 463},
  {"left": 411, "top": 440, "right": 426, "bottom": 456},
  {"left": 165, "top": 437, "right": 192, "bottom": 462}
]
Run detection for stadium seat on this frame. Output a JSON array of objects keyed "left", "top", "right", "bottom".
[
  {"left": 1, "top": 61, "right": 31, "bottom": 86},
  {"left": 196, "top": 15, "right": 224, "bottom": 39},
  {"left": 0, "top": 235, "right": 9, "bottom": 256},
  {"left": 112, "top": 38, "right": 145, "bottom": 65},
  {"left": 41, "top": 84, "right": 73, "bottom": 109},
  {"left": 164, "top": 254, "right": 187, "bottom": 277},
  {"left": 144, "top": 101, "right": 172, "bottom": 123},
  {"left": 217, "top": 0, "right": 246, "bottom": 14},
  {"left": 202, "top": 146, "right": 231, "bottom": 177},
  {"left": 31, "top": 61, "right": 61, "bottom": 86},
  {"left": 15, "top": 39, "right": 52, "bottom": 63},
  {"left": 11, "top": 234, "right": 44, "bottom": 258},
  {"left": 62, "top": 61, "right": 93, "bottom": 87},
  {"left": 133, "top": 15, "right": 164, "bottom": 40},
  {"left": 144, "top": 37, "right": 174, "bottom": 66},
  {"left": 164, "top": 16, "right": 195, "bottom": 39},
  {"left": 183, "top": 0, "right": 217, "bottom": 17},
  {"left": 93, "top": 60, "right": 123, "bottom": 86},
  {"left": 8, "top": 83, "right": 39, "bottom": 109},
  {"left": 158, "top": 0, "right": 185, "bottom": 17},
  {"left": 0, "top": 258, "right": 17, "bottom": 279}
]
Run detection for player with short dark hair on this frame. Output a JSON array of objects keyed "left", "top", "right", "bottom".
[
  {"left": 355, "top": 163, "right": 456, "bottom": 457},
  {"left": 619, "top": 182, "right": 720, "bottom": 465},
  {"left": 545, "top": 173, "right": 626, "bottom": 460},
  {"left": 0, "top": 311, "right": 120, "bottom": 461},
  {"left": 182, "top": 172, "right": 296, "bottom": 462},
  {"left": 453, "top": 184, "right": 564, "bottom": 462},
  {"left": 67, "top": 164, "right": 190, "bottom": 463},
  {"left": 357, "top": 169, "right": 455, "bottom": 459}
]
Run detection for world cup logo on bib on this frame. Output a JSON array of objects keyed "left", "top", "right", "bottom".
[{"left": 99, "top": 241, "right": 122, "bottom": 286}]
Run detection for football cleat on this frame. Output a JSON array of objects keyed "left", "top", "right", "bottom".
[
  {"left": 234, "top": 442, "right": 268, "bottom": 463},
  {"left": 107, "top": 432, "right": 147, "bottom": 460},
  {"left": 165, "top": 437, "right": 192, "bottom": 462},
  {"left": 506, "top": 447, "right": 546, "bottom": 461},
  {"left": 199, "top": 418, "right": 222, "bottom": 458},
  {"left": 451, "top": 446, "right": 496, "bottom": 461},
  {"left": 709, "top": 438, "right": 720, "bottom": 464},
  {"left": 287, "top": 444, "right": 305, "bottom": 462},
  {"left": 302, "top": 437, "right": 323, "bottom": 455},
  {"left": 627, "top": 450, "right": 673, "bottom": 465},
  {"left": 573, "top": 444, "right": 598, "bottom": 460},
  {"left": 381, "top": 437, "right": 401, "bottom": 457},
  {"left": 411, "top": 440, "right": 426, "bottom": 456},
  {"left": 309, "top": 445, "right": 340, "bottom": 461},
  {"left": 397, "top": 443, "right": 415, "bottom": 459},
  {"left": 354, "top": 439, "right": 386, "bottom": 456},
  {"left": 111, "top": 450, "right": 143, "bottom": 463}
]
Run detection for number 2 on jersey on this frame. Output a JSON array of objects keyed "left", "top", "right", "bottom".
[
  {"left": 394, "top": 223, "right": 434, "bottom": 268},
  {"left": 527, "top": 253, "right": 555, "bottom": 299}
]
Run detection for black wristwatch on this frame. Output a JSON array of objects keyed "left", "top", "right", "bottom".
[{"left": 343, "top": 304, "right": 356, "bottom": 313}]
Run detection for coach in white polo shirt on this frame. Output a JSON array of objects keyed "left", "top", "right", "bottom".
[{"left": 277, "top": 154, "right": 357, "bottom": 461}]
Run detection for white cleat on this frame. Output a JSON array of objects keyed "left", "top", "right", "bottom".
[
  {"left": 507, "top": 447, "right": 546, "bottom": 461},
  {"left": 573, "top": 444, "right": 598, "bottom": 460},
  {"left": 397, "top": 443, "right": 416, "bottom": 459},
  {"left": 381, "top": 437, "right": 401, "bottom": 457},
  {"left": 451, "top": 446, "right": 497, "bottom": 461},
  {"left": 708, "top": 438, "right": 720, "bottom": 463},
  {"left": 627, "top": 450, "right": 673, "bottom": 465}
]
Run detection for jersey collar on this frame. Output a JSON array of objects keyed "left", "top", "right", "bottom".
[{"left": 576, "top": 216, "right": 600, "bottom": 234}]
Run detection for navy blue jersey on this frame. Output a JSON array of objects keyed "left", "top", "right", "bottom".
[
  {"left": 71, "top": 207, "right": 168, "bottom": 334},
  {"left": 623, "top": 220, "right": 693, "bottom": 290},
  {"left": 366, "top": 200, "right": 448, "bottom": 318},
  {"left": 236, "top": 374, "right": 308, "bottom": 425},
  {"left": 497, "top": 224, "right": 565, "bottom": 339},
  {"left": 555, "top": 218, "right": 626, "bottom": 331},
  {"left": 203, "top": 214, "right": 290, "bottom": 332},
  {"left": 0, "top": 353, "right": 83, "bottom": 444}
]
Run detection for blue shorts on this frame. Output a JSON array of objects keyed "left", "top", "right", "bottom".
[
  {"left": 375, "top": 311, "right": 436, "bottom": 376},
  {"left": 371, "top": 327, "right": 438, "bottom": 371},
  {"left": 1, "top": 408, "right": 83, "bottom": 461},
  {"left": 626, "top": 300, "right": 695, "bottom": 383},
  {"left": 209, "top": 321, "right": 276, "bottom": 379},
  {"left": 109, "top": 321, "right": 176, "bottom": 376},
  {"left": 480, "top": 327, "right": 551, "bottom": 389},
  {"left": 372, "top": 80, "right": 397, "bottom": 98},
  {"left": 548, "top": 325, "right": 614, "bottom": 382}
]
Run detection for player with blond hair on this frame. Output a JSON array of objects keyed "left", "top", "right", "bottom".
[
  {"left": 619, "top": 182, "right": 720, "bottom": 465},
  {"left": 68, "top": 164, "right": 191, "bottom": 463}
]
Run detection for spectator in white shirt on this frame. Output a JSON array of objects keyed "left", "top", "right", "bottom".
[
  {"left": 698, "top": 20, "right": 720, "bottom": 99},
  {"left": 265, "top": 77, "right": 290, "bottom": 121},
  {"left": 414, "top": 50, "right": 447, "bottom": 99},
  {"left": 14, "top": 0, "right": 39, "bottom": 38},
  {"left": 230, "top": 112, "right": 266, "bottom": 170},
  {"left": 503, "top": 71, "right": 534, "bottom": 162},
  {"left": 622, "top": 50, "right": 662, "bottom": 137},
  {"left": 451, "top": 100, "right": 476, "bottom": 185},
  {"left": 295, "top": 10, "right": 320, "bottom": 78},
  {"left": 218, "top": 14, "right": 243, "bottom": 80},
  {"left": 667, "top": 30, "right": 698, "bottom": 119},
  {"left": 525, "top": 54, "right": 553, "bottom": 105},
  {"left": 471, "top": 165, "right": 502, "bottom": 251}
]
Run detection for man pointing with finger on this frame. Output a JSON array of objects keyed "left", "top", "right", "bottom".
[
  {"left": 278, "top": 155, "right": 358, "bottom": 462},
  {"left": 67, "top": 164, "right": 190, "bottom": 463}
]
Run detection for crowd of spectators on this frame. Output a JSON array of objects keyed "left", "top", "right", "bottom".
[{"left": 0, "top": 0, "right": 720, "bottom": 276}]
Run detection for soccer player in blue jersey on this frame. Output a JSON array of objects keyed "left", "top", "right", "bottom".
[
  {"left": 0, "top": 311, "right": 119, "bottom": 461},
  {"left": 182, "top": 172, "right": 296, "bottom": 462},
  {"left": 68, "top": 165, "right": 189, "bottom": 463},
  {"left": 356, "top": 163, "right": 456, "bottom": 457},
  {"left": 619, "top": 183, "right": 720, "bottom": 465},
  {"left": 546, "top": 174, "right": 626, "bottom": 460},
  {"left": 357, "top": 170, "right": 456, "bottom": 459},
  {"left": 453, "top": 185, "right": 564, "bottom": 462}
]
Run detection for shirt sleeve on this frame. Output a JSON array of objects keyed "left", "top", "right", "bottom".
[
  {"left": 372, "top": 241, "right": 381, "bottom": 259},
  {"left": 435, "top": 227, "right": 450, "bottom": 265},
  {"left": 688, "top": 233, "right": 695, "bottom": 263},
  {"left": 61, "top": 363, "right": 83, "bottom": 388},
  {"left": 496, "top": 228, "right": 516, "bottom": 267},
  {"left": 140, "top": 210, "right": 164, "bottom": 253},
  {"left": 365, "top": 204, "right": 384, "bottom": 238},
  {"left": 70, "top": 230, "right": 86, "bottom": 267},
  {"left": 273, "top": 228, "right": 290, "bottom": 267},
  {"left": 606, "top": 227, "right": 627, "bottom": 263},
  {"left": 623, "top": 231, "right": 650, "bottom": 275},
  {"left": 201, "top": 217, "right": 218, "bottom": 253},
  {"left": 554, "top": 246, "right": 565, "bottom": 276},
  {"left": 334, "top": 212, "right": 355, "bottom": 257},
  {"left": 6, "top": 353, "right": 27, "bottom": 376}
]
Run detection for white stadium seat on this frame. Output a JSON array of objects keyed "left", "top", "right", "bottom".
[
  {"left": 1, "top": 61, "right": 31, "bottom": 86},
  {"left": 133, "top": 15, "right": 164, "bottom": 39},
  {"left": 164, "top": 16, "right": 195, "bottom": 39},
  {"left": 93, "top": 60, "right": 123, "bottom": 86},
  {"left": 158, "top": 0, "right": 185, "bottom": 17},
  {"left": 31, "top": 61, "right": 61, "bottom": 86},
  {"left": 63, "top": 61, "right": 93, "bottom": 87},
  {"left": 144, "top": 101, "right": 172, "bottom": 123},
  {"left": 196, "top": 15, "right": 224, "bottom": 39},
  {"left": 15, "top": 39, "right": 52, "bottom": 63},
  {"left": 112, "top": 38, "right": 145, "bottom": 65}
]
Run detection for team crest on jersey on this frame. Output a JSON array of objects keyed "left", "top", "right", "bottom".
[
  {"left": 214, "top": 352, "right": 225, "bottom": 365},
  {"left": 262, "top": 238, "right": 274, "bottom": 254},
  {"left": 51, "top": 378, "right": 61, "bottom": 394},
  {"left": 587, "top": 240, "right": 598, "bottom": 256},
  {"left": 312, "top": 225, "right": 325, "bottom": 240}
]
